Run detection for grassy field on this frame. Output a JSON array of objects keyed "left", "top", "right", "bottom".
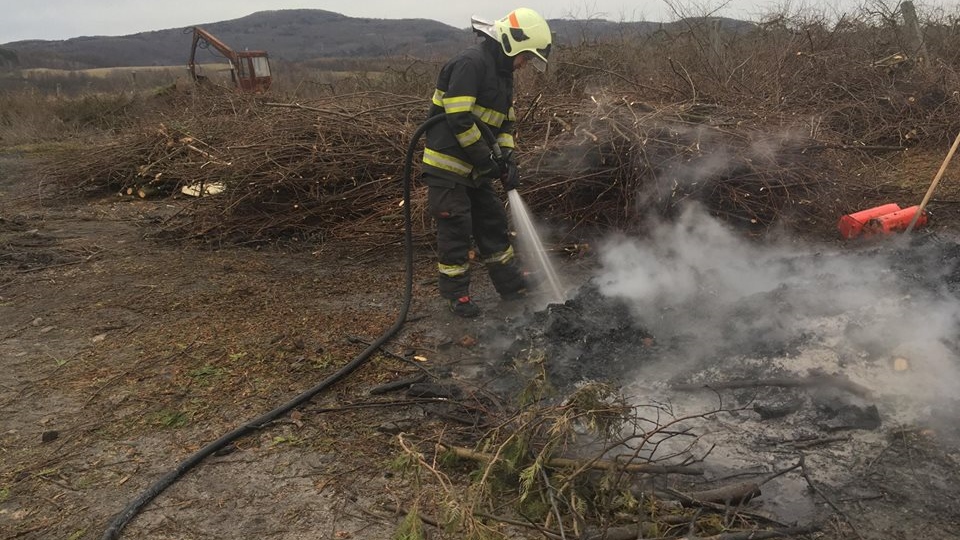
[{"left": 19, "top": 65, "right": 199, "bottom": 78}]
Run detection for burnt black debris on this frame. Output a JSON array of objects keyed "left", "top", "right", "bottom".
[
  {"left": 753, "top": 393, "right": 804, "bottom": 420},
  {"left": 885, "top": 232, "right": 960, "bottom": 292},
  {"left": 498, "top": 280, "right": 657, "bottom": 394},
  {"left": 814, "top": 391, "right": 882, "bottom": 431},
  {"left": 489, "top": 235, "right": 960, "bottom": 427}
]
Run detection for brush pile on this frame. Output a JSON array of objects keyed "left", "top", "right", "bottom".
[
  {"left": 42, "top": 91, "right": 431, "bottom": 244},
  {"left": 519, "top": 97, "right": 845, "bottom": 235},
  {"left": 41, "top": 87, "right": 849, "bottom": 245},
  {"left": 39, "top": 13, "right": 960, "bottom": 245}
]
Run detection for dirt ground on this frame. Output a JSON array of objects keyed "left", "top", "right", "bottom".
[{"left": 2, "top": 149, "right": 960, "bottom": 540}]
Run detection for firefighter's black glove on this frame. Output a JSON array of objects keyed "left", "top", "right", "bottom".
[
  {"left": 501, "top": 160, "right": 521, "bottom": 191},
  {"left": 472, "top": 152, "right": 506, "bottom": 181},
  {"left": 498, "top": 149, "right": 520, "bottom": 191}
]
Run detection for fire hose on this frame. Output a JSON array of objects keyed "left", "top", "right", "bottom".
[{"left": 101, "top": 114, "right": 498, "bottom": 539}]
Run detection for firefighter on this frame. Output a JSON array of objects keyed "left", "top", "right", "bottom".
[{"left": 421, "top": 7, "right": 552, "bottom": 318}]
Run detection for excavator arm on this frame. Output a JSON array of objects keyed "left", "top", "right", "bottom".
[
  {"left": 187, "top": 26, "right": 272, "bottom": 93},
  {"left": 189, "top": 27, "right": 238, "bottom": 80}
]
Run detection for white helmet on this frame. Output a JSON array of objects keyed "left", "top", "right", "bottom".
[{"left": 471, "top": 8, "right": 552, "bottom": 72}]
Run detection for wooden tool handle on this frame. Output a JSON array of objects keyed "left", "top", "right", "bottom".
[{"left": 906, "top": 131, "right": 960, "bottom": 232}]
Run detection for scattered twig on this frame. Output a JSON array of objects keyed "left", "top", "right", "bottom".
[
  {"left": 15, "top": 256, "right": 95, "bottom": 274},
  {"left": 798, "top": 454, "right": 863, "bottom": 540},
  {"left": 346, "top": 335, "right": 436, "bottom": 377},
  {"left": 787, "top": 435, "right": 850, "bottom": 449},
  {"left": 368, "top": 373, "right": 428, "bottom": 395}
]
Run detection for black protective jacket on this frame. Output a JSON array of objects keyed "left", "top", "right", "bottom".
[{"left": 421, "top": 39, "right": 516, "bottom": 188}]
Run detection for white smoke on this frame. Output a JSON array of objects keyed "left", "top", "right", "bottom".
[{"left": 594, "top": 205, "right": 960, "bottom": 414}]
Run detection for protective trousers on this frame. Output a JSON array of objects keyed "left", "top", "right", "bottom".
[{"left": 427, "top": 181, "right": 524, "bottom": 300}]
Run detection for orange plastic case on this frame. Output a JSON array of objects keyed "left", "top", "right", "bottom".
[
  {"left": 837, "top": 203, "right": 901, "bottom": 239},
  {"left": 864, "top": 205, "right": 928, "bottom": 235}
]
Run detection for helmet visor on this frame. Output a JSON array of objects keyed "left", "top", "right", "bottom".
[
  {"left": 530, "top": 55, "right": 547, "bottom": 73},
  {"left": 527, "top": 43, "right": 551, "bottom": 72}
]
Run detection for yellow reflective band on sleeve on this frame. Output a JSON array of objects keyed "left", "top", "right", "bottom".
[
  {"left": 457, "top": 124, "right": 482, "bottom": 147},
  {"left": 431, "top": 89, "right": 445, "bottom": 107},
  {"left": 423, "top": 148, "right": 473, "bottom": 176},
  {"left": 442, "top": 95, "right": 476, "bottom": 114},
  {"left": 472, "top": 105, "right": 507, "bottom": 127},
  {"left": 508, "top": 107, "right": 516, "bottom": 121},
  {"left": 438, "top": 262, "right": 469, "bottom": 277},
  {"left": 482, "top": 245, "right": 515, "bottom": 265},
  {"left": 497, "top": 133, "right": 515, "bottom": 149}
]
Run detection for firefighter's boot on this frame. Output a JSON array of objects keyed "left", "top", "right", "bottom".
[{"left": 448, "top": 296, "right": 481, "bottom": 318}]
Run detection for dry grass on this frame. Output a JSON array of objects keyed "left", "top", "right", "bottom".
[{"left": 20, "top": 65, "right": 193, "bottom": 78}]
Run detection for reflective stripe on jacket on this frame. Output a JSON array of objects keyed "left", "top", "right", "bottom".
[{"left": 422, "top": 39, "right": 516, "bottom": 187}]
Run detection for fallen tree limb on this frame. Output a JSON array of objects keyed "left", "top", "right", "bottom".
[
  {"left": 649, "top": 460, "right": 800, "bottom": 510},
  {"left": 799, "top": 455, "right": 864, "bottom": 540},
  {"left": 664, "top": 481, "right": 762, "bottom": 506},
  {"left": 650, "top": 488, "right": 791, "bottom": 528},
  {"left": 671, "top": 374, "right": 872, "bottom": 398},
  {"left": 439, "top": 443, "right": 704, "bottom": 475}
]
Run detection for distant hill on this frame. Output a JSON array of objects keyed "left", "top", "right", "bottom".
[
  {"left": 3, "top": 10, "right": 468, "bottom": 69},
  {"left": 0, "top": 47, "right": 18, "bottom": 69},
  {"left": 1, "top": 10, "right": 754, "bottom": 70}
]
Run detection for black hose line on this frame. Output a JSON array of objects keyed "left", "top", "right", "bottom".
[{"left": 101, "top": 114, "right": 473, "bottom": 539}]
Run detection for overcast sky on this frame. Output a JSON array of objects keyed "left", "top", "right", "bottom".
[{"left": 3, "top": 0, "right": 945, "bottom": 44}]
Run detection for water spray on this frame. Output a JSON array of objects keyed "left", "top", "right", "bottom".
[{"left": 506, "top": 189, "right": 565, "bottom": 304}]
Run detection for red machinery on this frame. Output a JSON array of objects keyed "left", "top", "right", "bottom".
[{"left": 188, "top": 26, "right": 272, "bottom": 93}]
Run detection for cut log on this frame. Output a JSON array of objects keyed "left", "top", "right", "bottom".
[
  {"left": 181, "top": 181, "right": 226, "bottom": 197},
  {"left": 137, "top": 185, "right": 159, "bottom": 199}
]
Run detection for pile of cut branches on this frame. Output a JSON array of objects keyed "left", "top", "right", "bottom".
[
  {"left": 43, "top": 87, "right": 849, "bottom": 245},
  {"left": 515, "top": 97, "right": 844, "bottom": 236},
  {"left": 41, "top": 90, "right": 432, "bottom": 244},
  {"left": 32, "top": 8, "right": 960, "bottom": 246}
]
